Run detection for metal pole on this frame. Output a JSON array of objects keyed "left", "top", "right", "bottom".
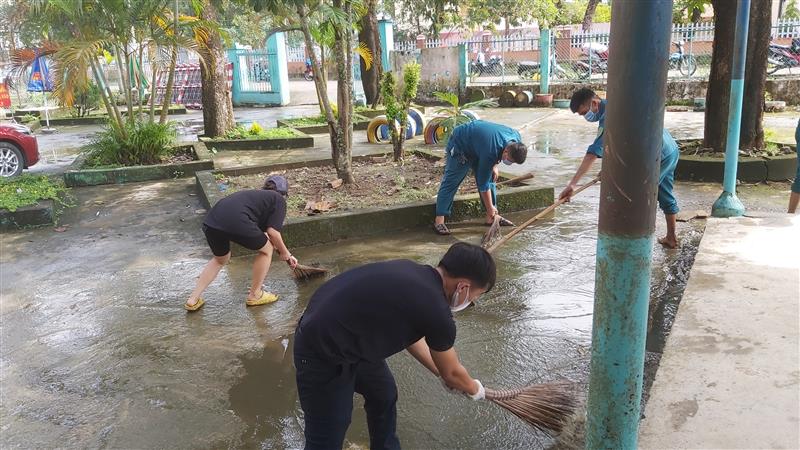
[
  {"left": 711, "top": 0, "right": 750, "bottom": 217},
  {"left": 585, "top": 1, "right": 673, "bottom": 449}
]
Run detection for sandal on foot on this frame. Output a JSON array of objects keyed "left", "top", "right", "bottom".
[
  {"left": 185, "top": 298, "right": 205, "bottom": 312},
  {"left": 433, "top": 223, "right": 451, "bottom": 235},
  {"left": 485, "top": 217, "right": 515, "bottom": 227},
  {"left": 246, "top": 290, "right": 279, "bottom": 306}
]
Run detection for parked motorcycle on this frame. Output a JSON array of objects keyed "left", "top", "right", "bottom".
[
  {"left": 575, "top": 43, "right": 609, "bottom": 79},
  {"left": 668, "top": 41, "right": 698, "bottom": 76},
  {"left": 470, "top": 55, "right": 505, "bottom": 77},
  {"left": 517, "top": 52, "right": 572, "bottom": 80},
  {"left": 303, "top": 59, "right": 314, "bottom": 81},
  {"left": 767, "top": 38, "right": 800, "bottom": 75}
]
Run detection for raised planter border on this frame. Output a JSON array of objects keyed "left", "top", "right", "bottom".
[
  {"left": 276, "top": 114, "right": 371, "bottom": 134},
  {"left": 35, "top": 107, "right": 188, "bottom": 127},
  {"left": 0, "top": 199, "right": 57, "bottom": 231},
  {"left": 354, "top": 108, "right": 387, "bottom": 118},
  {"left": 676, "top": 139, "right": 798, "bottom": 183},
  {"left": 63, "top": 141, "right": 214, "bottom": 187},
  {"left": 199, "top": 130, "right": 314, "bottom": 151},
  {"left": 195, "top": 149, "right": 553, "bottom": 249}
]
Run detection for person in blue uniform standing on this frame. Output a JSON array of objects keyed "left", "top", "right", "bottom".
[
  {"left": 789, "top": 118, "right": 800, "bottom": 214},
  {"left": 294, "top": 242, "right": 496, "bottom": 449},
  {"left": 433, "top": 120, "right": 528, "bottom": 235},
  {"left": 559, "top": 88, "right": 681, "bottom": 248}
]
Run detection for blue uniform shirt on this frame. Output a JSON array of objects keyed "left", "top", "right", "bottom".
[
  {"left": 587, "top": 99, "right": 678, "bottom": 162},
  {"left": 445, "top": 120, "right": 522, "bottom": 192}
]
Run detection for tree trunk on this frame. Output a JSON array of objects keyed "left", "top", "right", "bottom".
[
  {"left": 582, "top": 0, "right": 602, "bottom": 32},
  {"left": 691, "top": 7, "right": 702, "bottom": 23},
  {"left": 358, "top": 0, "right": 382, "bottom": 107},
  {"left": 198, "top": 3, "right": 235, "bottom": 138},
  {"left": 332, "top": 0, "right": 355, "bottom": 183},
  {"left": 704, "top": 0, "right": 736, "bottom": 152},
  {"left": 740, "top": 0, "right": 771, "bottom": 150},
  {"left": 160, "top": 44, "right": 178, "bottom": 124}
]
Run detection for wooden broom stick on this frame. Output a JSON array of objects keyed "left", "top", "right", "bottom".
[
  {"left": 486, "top": 175, "right": 601, "bottom": 254},
  {"left": 463, "top": 172, "right": 535, "bottom": 194}
]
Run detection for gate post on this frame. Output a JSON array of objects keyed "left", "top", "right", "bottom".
[
  {"left": 378, "top": 18, "right": 394, "bottom": 72},
  {"left": 267, "top": 32, "right": 290, "bottom": 106},
  {"left": 227, "top": 49, "right": 242, "bottom": 106}
]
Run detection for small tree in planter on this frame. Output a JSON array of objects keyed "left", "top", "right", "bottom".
[{"left": 381, "top": 62, "right": 420, "bottom": 162}]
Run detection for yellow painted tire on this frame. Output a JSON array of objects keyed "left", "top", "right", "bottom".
[{"left": 367, "top": 115, "right": 391, "bottom": 144}]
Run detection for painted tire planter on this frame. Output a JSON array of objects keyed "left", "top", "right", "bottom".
[
  {"left": 408, "top": 108, "right": 426, "bottom": 136},
  {"left": 499, "top": 90, "right": 517, "bottom": 107},
  {"left": 366, "top": 115, "right": 415, "bottom": 144},
  {"left": 515, "top": 91, "right": 533, "bottom": 107},
  {"left": 423, "top": 117, "right": 447, "bottom": 145},
  {"left": 553, "top": 98, "right": 570, "bottom": 109},
  {"left": 461, "top": 110, "right": 480, "bottom": 121},
  {"left": 469, "top": 89, "right": 487, "bottom": 102}
]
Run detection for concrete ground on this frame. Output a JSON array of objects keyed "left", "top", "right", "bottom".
[{"left": 639, "top": 214, "right": 800, "bottom": 449}]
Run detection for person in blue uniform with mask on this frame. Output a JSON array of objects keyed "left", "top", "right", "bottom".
[
  {"left": 789, "top": 118, "right": 800, "bottom": 214},
  {"left": 293, "top": 242, "right": 495, "bottom": 449},
  {"left": 433, "top": 120, "right": 528, "bottom": 235},
  {"left": 559, "top": 88, "right": 681, "bottom": 249}
]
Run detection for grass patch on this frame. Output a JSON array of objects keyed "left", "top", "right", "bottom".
[
  {"left": 222, "top": 123, "right": 303, "bottom": 140},
  {"left": 281, "top": 115, "right": 329, "bottom": 127},
  {"left": 0, "top": 175, "right": 69, "bottom": 212}
]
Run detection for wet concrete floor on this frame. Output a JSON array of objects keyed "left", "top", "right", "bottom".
[{"left": 2, "top": 107, "right": 796, "bottom": 448}]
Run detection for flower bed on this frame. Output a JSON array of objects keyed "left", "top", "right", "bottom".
[
  {"left": 276, "top": 113, "right": 371, "bottom": 134},
  {"left": 200, "top": 123, "right": 314, "bottom": 151},
  {"left": 676, "top": 139, "right": 797, "bottom": 183},
  {"left": 0, "top": 175, "right": 70, "bottom": 230}
]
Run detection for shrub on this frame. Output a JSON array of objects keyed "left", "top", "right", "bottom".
[
  {"left": 85, "top": 120, "right": 176, "bottom": 167},
  {"left": 249, "top": 122, "right": 264, "bottom": 135},
  {"left": 0, "top": 174, "right": 69, "bottom": 212}
]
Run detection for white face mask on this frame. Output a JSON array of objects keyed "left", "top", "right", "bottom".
[{"left": 450, "top": 284, "right": 471, "bottom": 313}]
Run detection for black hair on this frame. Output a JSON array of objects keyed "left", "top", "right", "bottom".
[
  {"left": 438, "top": 242, "right": 497, "bottom": 292},
  {"left": 506, "top": 142, "right": 527, "bottom": 164},
  {"left": 263, "top": 179, "right": 277, "bottom": 190},
  {"left": 570, "top": 87, "right": 596, "bottom": 113}
]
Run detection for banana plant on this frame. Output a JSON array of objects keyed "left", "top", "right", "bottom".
[{"left": 433, "top": 91, "right": 498, "bottom": 140}]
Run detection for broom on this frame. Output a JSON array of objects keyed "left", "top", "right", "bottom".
[
  {"left": 291, "top": 263, "right": 330, "bottom": 280},
  {"left": 482, "top": 175, "right": 601, "bottom": 251},
  {"left": 463, "top": 172, "right": 535, "bottom": 194},
  {"left": 484, "top": 382, "right": 577, "bottom": 435}
]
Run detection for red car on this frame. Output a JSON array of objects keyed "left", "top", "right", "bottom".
[{"left": 0, "top": 122, "right": 39, "bottom": 177}]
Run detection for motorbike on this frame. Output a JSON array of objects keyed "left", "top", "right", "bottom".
[
  {"left": 303, "top": 61, "right": 314, "bottom": 81},
  {"left": 767, "top": 38, "right": 800, "bottom": 75},
  {"left": 574, "top": 43, "right": 609, "bottom": 79},
  {"left": 668, "top": 41, "right": 698, "bottom": 76},
  {"left": 517, "top": 52, "right": 572, "bottom": 80},
  {"left": 470, "top": 55, "right": 504, "bottom": 77}
]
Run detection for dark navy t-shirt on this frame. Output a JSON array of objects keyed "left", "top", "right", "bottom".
[
  {"left": 296, "top": 260, "right": 457, "bottom": 364},
  {"left": 203, "top": 189, "right": 287, "bottom": 237}
]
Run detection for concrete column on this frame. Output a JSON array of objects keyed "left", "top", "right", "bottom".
[
  {"left": 539, "top": 28, "right": 551, "bottom": 94},
  {"left": 458, "top": 43, "right": 468, "bottom": 95},
  {"left": 227, "top": 48, "right": 242, "bottom": 105},
  {"left": 711, "top": 0, "right": 751, "bottom": 218},
  {"left": 585, "top": 1, "right": 673, "bottom": 448},
  {"left": 267, "top": 32, "right": 290, "bottom": 106},
  {"left": 378, "top": 19, "right": 394, "bottom": 72}
]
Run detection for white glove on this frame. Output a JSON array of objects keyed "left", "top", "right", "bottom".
[{"left": 468, "top": 379, "right": 485, "bottom": 400}]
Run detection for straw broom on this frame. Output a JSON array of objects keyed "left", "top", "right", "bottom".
[
  {"left": 481, "top": 176, "right": 601, "bottom": 252},
  {"left": 292, "top": 263, "right": 329, "bottom": 280},
  {"left": 484, "top": 382, "right": 577, "bottom": 435},
  {"left": 463, "top": 172, "right": 535, "bottom": 194}
]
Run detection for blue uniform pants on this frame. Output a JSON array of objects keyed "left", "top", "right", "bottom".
[
  {"left": 294, "top": 335, "right": 401, "bottom": 450},
  {"left": 792, "top": 119, "right": 800, "bottom": 194},
  {"left": 435, "top": 150, "right": 497, "bottom": 217},
  {"left": 658, "top": 145, "right": 680, "bottom": 215}
]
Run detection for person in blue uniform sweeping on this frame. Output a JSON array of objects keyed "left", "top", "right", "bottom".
[
  {"left": 559, "top": 88, "right": 681, "bottom": 249},
  {"left": 433, "top": 120, "right": 528, "bottom": 235}
]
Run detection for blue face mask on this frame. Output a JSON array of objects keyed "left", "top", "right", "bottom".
[
  {"left": 502, "top": 158, "right": 514, "bottom": 165},
  {"left": 584, "top": 109, "right": 598, "bottom": 122}
]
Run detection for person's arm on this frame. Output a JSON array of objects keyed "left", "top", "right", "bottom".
[
  {"left": 406, "top": 338, "right": 440, "bottom": 376},
  {"left": 559, "top": 153, "right": 598, "bottom": 201},
  {"left": 430, "top": 347, "right": 482, "bottom": 396},
  {"left": 266, "top": 228, "right": 298, "bottom": 268},
  {"left": 476, "top": 156, "right": 498, "bottom": 214}
]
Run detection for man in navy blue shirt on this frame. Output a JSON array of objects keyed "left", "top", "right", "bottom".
[
  {"left": 560, "top": 88, "right": 681, "bottom": 248},
  {"left": 433, "top": 120, "right": 528, "bottom": 235},
  {"left": 294, "top": 243, "right": 496, "bottom": 449}
]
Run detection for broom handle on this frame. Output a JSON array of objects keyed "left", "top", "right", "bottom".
[
  {"left": 488, "top": 175, "right": 600, "bottom": 254},
  {"left": 464, "top": 172, "right": 534, "bottom": 194}
]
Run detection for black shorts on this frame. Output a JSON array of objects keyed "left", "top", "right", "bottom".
[{"left": 202, "top": 224, "right": 268, "bottom": 257}]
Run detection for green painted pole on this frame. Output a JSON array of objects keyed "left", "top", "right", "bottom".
[
  {"left": 585, "top": 1, "right": 673, "bottom": 449},
  {"left": 711, "top": 0, "right": 750, "bottom": 218},
  {"left": 540, "top": 28, "right": 551, "bottom": 94}
]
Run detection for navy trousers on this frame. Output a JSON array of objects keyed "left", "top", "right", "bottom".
[{"left": 294, "top": 336, "right": 401, "bottom": 450}]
